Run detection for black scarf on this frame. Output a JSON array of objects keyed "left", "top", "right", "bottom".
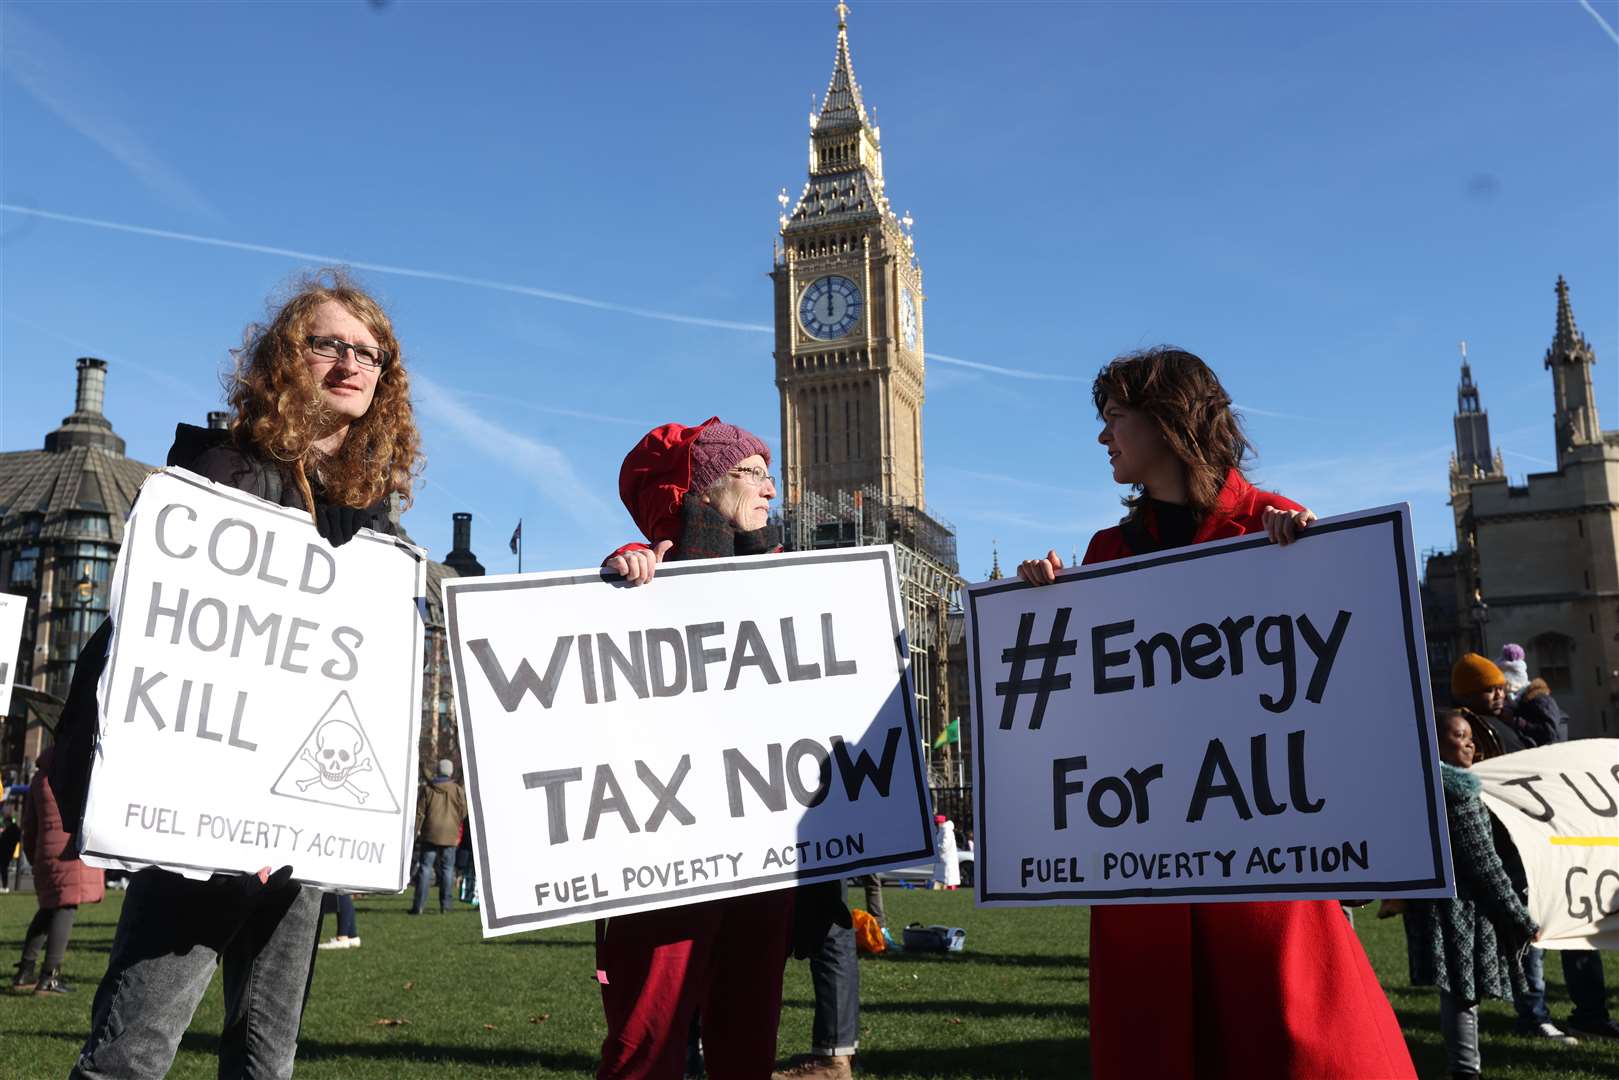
[{"left": 670, "top": 497, "right": 779, "bottom": 562}]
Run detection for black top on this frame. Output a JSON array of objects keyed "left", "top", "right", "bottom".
[{"left": 1143, "top": 498, "right": 1198, "bottom": 551}]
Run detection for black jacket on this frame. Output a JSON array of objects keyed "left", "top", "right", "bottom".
[
  {"left": 1513, "top": 681, "right": 1570, "bottom": 747},
  {"left": 50, "top": 425, "right": 395, "bottom": 834}
]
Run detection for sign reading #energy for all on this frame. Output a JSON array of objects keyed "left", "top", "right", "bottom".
[{"left": 967, "top": 504, "right": 1454, "bottom": 908}]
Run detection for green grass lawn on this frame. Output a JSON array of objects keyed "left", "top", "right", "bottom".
[{"left": 2, "top": 887, "right": 1615, "bottom": 1079}]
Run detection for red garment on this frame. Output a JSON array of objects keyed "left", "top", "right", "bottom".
[
  {"left": 595, "top": 892, "right": 794, "bottom": 1080},
  {"left": 22, "top": 748, "right": 104, "bottom": 910},
  {"left": 1084, "top": 470, "right": 1414, "bottom": 1080},
  {"left": 618, "top": 418, "right": 720, "bottom": 547}
]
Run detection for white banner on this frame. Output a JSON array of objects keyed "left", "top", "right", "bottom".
[
  {"left": 967, "top": 504, "right": 1454, "bottom": 906},
  {"left": 82, "top": 468, "right": 426, "bottom": 892},
  {"left": 1475, "top": 741, "right": 1619, "bottom": 950},
  {"left": 445, "top": 547, "right": 935, "bottom": 935},
  {"left": 0, "top": 591, "right": 24, "bottom": 715}
]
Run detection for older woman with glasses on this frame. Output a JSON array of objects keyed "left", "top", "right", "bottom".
[
  {"left": 57, "top": 270, "right": 421, "bottom": 1080},
  {"left": 595, "top": 417, "right": 831, "bottom": 1080}
]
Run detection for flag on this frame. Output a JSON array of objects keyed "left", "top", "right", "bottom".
[
  {"left": 509, "top": 520, "right": 522, "bottom": 555},
  {"left": 932, "top": 718, "right": 959, "bottom": 750}
]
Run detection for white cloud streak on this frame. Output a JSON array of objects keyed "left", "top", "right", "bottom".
[
  {"left": 1, "top": 12, "right": 222, "bottom": 220},
  {"left": 411, "top": 372, "right": 613, "bottom": 527},
  {"left": 1, "top": 204, "right": 1127, "bottom": 388},
  {"left": 1579, "top": 0, "right": 1619, "bottom": 45}
]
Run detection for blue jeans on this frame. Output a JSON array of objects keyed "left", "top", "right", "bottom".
[
  {"left": 412, "top": 845, "right": 454, "bottom": 913},
  {"left": 808, "top": 879, "right": 859, "bottom": 1056},
  {"left": 72, "top": 868, "right": 321, "bottom": 1080},
  {"left": 1515, "top": 945, "right": 1612, "bottom": 1028},
  {"left": 320, "top": 892, "right": 357, "bottom": 938}
]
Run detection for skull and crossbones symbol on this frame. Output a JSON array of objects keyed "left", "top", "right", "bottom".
[{"left": 297, "top": 719, "right": 372, "bottom": 804}]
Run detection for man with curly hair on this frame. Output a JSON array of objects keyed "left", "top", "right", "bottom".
[{"left": 53, "top": 271, "right": 423, "bottom": 1080}]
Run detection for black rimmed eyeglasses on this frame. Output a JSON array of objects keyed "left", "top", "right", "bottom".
[{"left": 305, "top": 335, "right": 390, "bottom": 370}]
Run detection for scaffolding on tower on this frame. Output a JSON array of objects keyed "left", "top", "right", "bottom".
[{"left": 774, "top": 486, "right": 965, "bottom": 786}]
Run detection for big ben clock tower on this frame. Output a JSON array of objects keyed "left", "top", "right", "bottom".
[{"left": 772, "top": 2, "right": 926, "bottom": 509}]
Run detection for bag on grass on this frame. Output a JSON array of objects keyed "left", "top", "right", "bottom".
[
  {"left": 852, "top": 908, "right": 887, "bottom": 954},
  {"left": 902, "top": 922, "right": 966, "bottom": 953}
]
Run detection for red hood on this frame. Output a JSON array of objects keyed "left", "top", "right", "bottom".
[{"left": 618, "top": 417, "right": 719, "bottom": 545}]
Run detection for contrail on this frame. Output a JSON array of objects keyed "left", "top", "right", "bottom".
[
  {"left": 1, "top": 204, "right": 1094, "bottom": 385},
  {"left": 1579, "top": 0, "right": 1619, "bottom": 44},
  {"left": 0, "top": 204, "right": 771, "bottom": 333}
]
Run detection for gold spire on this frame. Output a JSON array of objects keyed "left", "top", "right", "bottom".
[{"left": 837, "top": 1, "right": 849, "bottom": 30}]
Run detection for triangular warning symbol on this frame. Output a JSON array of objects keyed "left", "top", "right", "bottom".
[{"left": 269, "top": 691, "right": 400, "bottom": 815}]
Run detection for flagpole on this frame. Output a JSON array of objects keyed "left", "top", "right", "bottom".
[{"left": 518, "top": 522, "right": 523, "bottom": 574}]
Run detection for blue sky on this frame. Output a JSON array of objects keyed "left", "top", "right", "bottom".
[{"left": 2, "top": 1, "right": 1614, "bottom": 578}]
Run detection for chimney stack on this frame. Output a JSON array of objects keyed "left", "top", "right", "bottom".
[
  {"left": 45, "top": 357, "right": 124, "bottom": 455},
  {"left": 207, "top": 410, "right": 230, "bottom": 430},
  {"left": 75, "top": 357, "right": 108, "bottom": 416},
  {"left": 443, "top": 512, "right": 486, "bottom": 578}
]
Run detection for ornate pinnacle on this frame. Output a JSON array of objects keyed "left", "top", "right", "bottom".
[
  {"left": 837, "top": 1, "right": 849, "bottom": 30},
  {"left": 1553, "top": 274, "right": 1582, "bottom": 353}
]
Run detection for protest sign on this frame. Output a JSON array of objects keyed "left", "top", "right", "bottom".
[
  {"left": 444, "top": 546, "right": 934, "bottom": 935},
  {"left": 80, "top": 468, "right": 426, "bottom": 892},
  {"left": 1475, "top": 740, "right": 1619, "bottom": 950},
  {"left": 0, "top": 591, "right": 24, "bottom": 715},
  {"left": 967, "top": 504, "right": 1453, "bottom": 907}
]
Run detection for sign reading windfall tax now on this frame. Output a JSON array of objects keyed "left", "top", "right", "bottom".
[
  {"left": 967, "top": 504, "right": 1454, "bottom": 907},
  {"left": 82, "top": 468, "right": 426, "bottom": 892},
  {"left": 445, "top": 547, "right": 935, "bottom": 936}
]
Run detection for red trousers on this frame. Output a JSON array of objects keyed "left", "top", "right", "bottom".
[
  {"left": 595, "top": 890, "right": 795, "bottom": 1080},
  {"left": 1090, "top": 900, "right": 1415, "bottom": 1080}
]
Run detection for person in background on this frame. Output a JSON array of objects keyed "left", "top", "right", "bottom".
[
  {"left": 1404, "top": 709, "right": 1544, "bottom": 1079},
  {"left": 932, "top": 814, "right": 959, "bottom": 890},
  {"left": 456, "top": 816, "right": 479, "bottom": 907},
  {"left": 317, "top": 893, "right": 360, "bottom": 951},
  {"left": 61, "top": 270, "right": 421, "bottom": 1079},
  {"left": 1018, "top": 347, "right": 1413, "bottom": 1079},
  {"left": 11, "top": 747, "right": 105, "bottom": 994},
  {"left": 1497, "top": 643, "right": 1530, "bottom": 700},
  {"left": 1450, "top": 654, "right": 1528, "bottom": 757},
  {"left": 0, "top": 811, "right": 20, "bottom": 892},
  {"left": 412, "top": 759, "right": 467, "bottom": 915}
]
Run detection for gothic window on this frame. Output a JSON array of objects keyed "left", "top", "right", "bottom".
[
  {"left": 845, "top": 399, "right": 852, "bottom": 461},
  {"left": 9, "top": 545, "right": 38, "bottom": 589},
  {"left": 1530, "top": 632, "right": 1574, "bottom": 694}
]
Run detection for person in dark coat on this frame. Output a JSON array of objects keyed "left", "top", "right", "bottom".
[
  {"left": 411, "top": 758, "right": 467, "bottom": 914},
  {"left": 1404, "top": 709, "right": 1540, "bottom": 1079},
  {"left": 1512, "top": 678, "right": 1570, "bottom": 748},
  {"left": 11, "top": 747, "right": 105, "bottom": 994},
  {"left": 59, "top": 271, "right": 422, "bottom": 1080},
  {"left": 1017, "top": 347, "right": 1414, "bottom": 1080},
  {"left": 0, "top": 811, "right": 20, "bottom": 891},
  {"left": 595, "top": 418, "right": 802, "bottom": 1080},
  {"left": 1449, "top": 654, "right": 1528, "bottom": 757}
]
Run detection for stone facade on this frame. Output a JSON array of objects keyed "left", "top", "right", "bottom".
[
  {"left": 769, "top": 6, "right": 964, "bottom": 782},
  {"left": 1438, "top": 277, "right": 1617, "bottom": 737}
]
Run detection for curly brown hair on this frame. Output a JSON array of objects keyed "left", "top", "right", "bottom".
[
  {"left": 226, "top": 270, "right": 422, "bottom": 515},
  {"left": 1091, "top": 347, "right": 1254, "bottom": 520}
]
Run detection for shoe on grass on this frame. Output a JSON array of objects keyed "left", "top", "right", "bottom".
[
  {"left": 11, "top": 960, "right": 37, "bottom": 992},
  {"left": 317, "top": 936, "right": 361, "bottom": 950},
  {"left": 771, "top": 1054, "right": 853, "bottom": 1080},
  {"left": 1520, "top": 1021, "right": 1578, "bottom": 1045},
  {"left": 34, "top": 969, "right": 74, "bottom": 995},
  {"left": 1566, "top": 1016, "right": 1619, "bottom": 1039}
]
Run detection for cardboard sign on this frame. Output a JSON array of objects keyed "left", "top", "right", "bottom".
[
  {"left": 967, "top": 505, "right": 1453, "bottom": 907},
  {"left": 444, "top": 547, "right": 934, "bottom": 935},
  {"left": 1475, "top": 741, "right": 1619, "bottom": 950},
  {"left": 81, "top": 468, "right": 426, "bottom": 891},
  {"left": 0, "top": 591, "right": 24, "bottom": 715}
]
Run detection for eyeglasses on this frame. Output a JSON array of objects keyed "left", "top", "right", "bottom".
[
  {"left": 729, "top": 466, "right": 777, "bottom": 488},
  {"left": 305, "top": 335, "right": 390, "bottom": 370}
]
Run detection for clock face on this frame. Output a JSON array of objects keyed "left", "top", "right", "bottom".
[
  {"left": 799, "top": 275, "right": 863, "bottom": 340},
  {"left": 899, "top": 287, "right": 918, "bottom": 349}
]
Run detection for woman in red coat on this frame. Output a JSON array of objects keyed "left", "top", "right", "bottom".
[
  {"left": 11, "top": 746, "right": 104, "bottom": 995},
  {"left": 1018, "top": 348, "right": 1414, "bottom": 1080}
]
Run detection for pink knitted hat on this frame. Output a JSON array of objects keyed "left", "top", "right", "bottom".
[{"left": 688, "top": 422, "right": 770, "bottom": 494}]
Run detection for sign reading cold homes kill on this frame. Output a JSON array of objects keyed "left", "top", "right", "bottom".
[
  {"left": 444, "top": 547, "right": 934, "bottom": 935},
  {"left": 967, "top": 504, "right": 1454, "bottom": 907},
  {"left": 81, "top": 468, "right": 426, "bottom": 892}
]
